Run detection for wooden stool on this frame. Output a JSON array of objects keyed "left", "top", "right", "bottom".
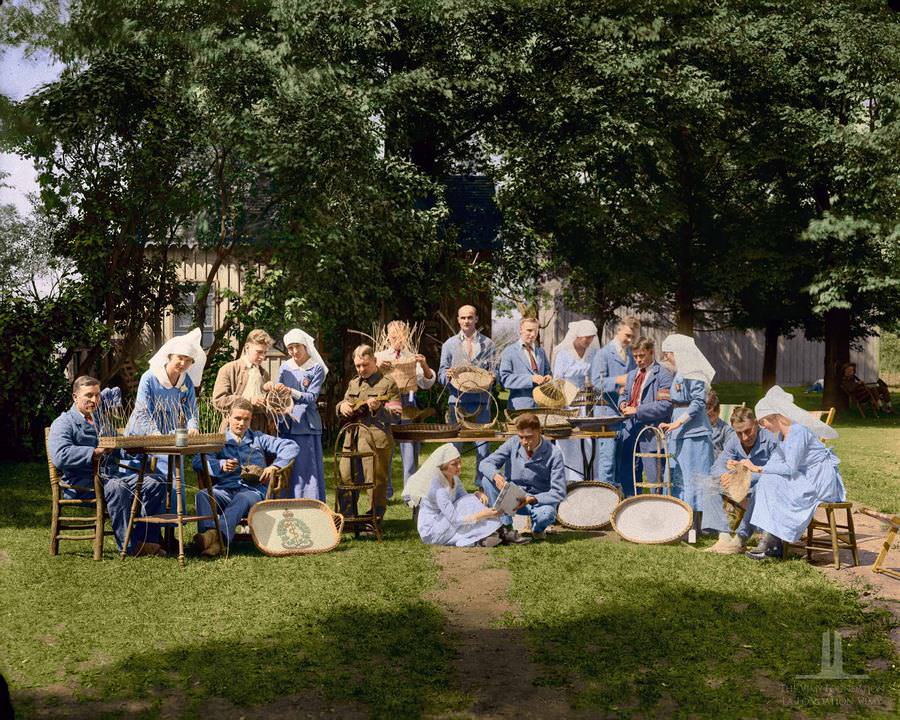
[
  {"left": 859, "top": 508, "right": 899, "bottom": 580},
  {"left": 333, "top": 423, "right": 382, "bottom": 540},
  {"left": 797, "top": 502, "right": 859, "bottom": 569}
]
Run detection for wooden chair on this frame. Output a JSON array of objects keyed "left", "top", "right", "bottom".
[
  {"left": 209, "top": 460, "right": 295, "bottom": 541},
  {"left": 786, "top": 502, "right": 859, "bottom": 569},
  {"left": 45, "top": 428, "right": 111, "bottom": 561},
  {"left": 859, "top": 508, "right": 899, "bottom": 580}
]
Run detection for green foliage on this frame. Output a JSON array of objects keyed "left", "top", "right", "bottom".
[{"left": 880, "top": 331, "right": 900, "bottom": 375}]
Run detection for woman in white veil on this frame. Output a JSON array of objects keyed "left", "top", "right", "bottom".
[
  {"left": 738, "top": 386, "right": 844, "bottom": 559},
  {"left": 406, "top": 444, "right": 504, "bottom": 547}
]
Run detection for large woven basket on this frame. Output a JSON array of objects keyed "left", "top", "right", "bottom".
[
  {"left": 610, "top": 495, "right": 693, "bottom": 544},
  {"left": 98, "top": 432, "right": 226, "bottom": 449},
  {"left": 248, "top": 499, "right": 344, "bottom": 556},
  {"left": 722, "top": 465, "right": 751, "bottom": 502},
  {"left": 450, "top": 366, "right": 495, "bottom": 393},
  {"left": 533, "top": 379, "right": 578, "bottom": 409},
  {"left": 557, "top": 481, "right": 623, "bottom": 530},
  {"left": 389, "top": 359, "right": 419, "bottom": 393},
  {"left": 392, "top": 423, "right": 460, "bottom": 441}
]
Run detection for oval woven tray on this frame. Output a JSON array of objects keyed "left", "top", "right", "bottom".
[
  {"left": 610, "top": 495, "right": 693, "bottom": 544},
  {"left": 98, "top": 432, "right": 226, "bottom": 449},
  {"left": 392, "top": 423, "right": 461, "bottom": 440},
  {"left": 557, "top": 481, "right": 623, "bottom": 530},
  {"left": 248, "top": 499, "right": 344, "bottom": 556}
]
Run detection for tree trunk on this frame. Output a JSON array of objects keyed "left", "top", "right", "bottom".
[
  {"left": 822, "top": 307, "right": 851, "bottom": 412},
  {"left": 762, "top": 320, "right": 780, "bottom": 390}
]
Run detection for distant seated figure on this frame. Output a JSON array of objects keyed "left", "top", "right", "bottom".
[
  {"left": 192, "top": 398, "right": 299, "bottom": 555},
  {"left": 706, "top": 390, "right": 734, "bottom": 458},
  {"left": 406, "top": 444, "right": 504, "bottom": 547},
  {"left": 48, "top": 376, "right": 167, "bottom": 557},
  {"left": 840, "top": 362, "right": 893, "bottom": 413},
  {"left": 743, "top": 386, "right": 845, "bottom": 560},
  {"left": 478, "top": 413, "right": 567, "bottom": 542}
]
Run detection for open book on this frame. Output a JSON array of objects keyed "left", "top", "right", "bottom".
[{"left": 493, "top": 481, "right": 527, "bottom": 515}]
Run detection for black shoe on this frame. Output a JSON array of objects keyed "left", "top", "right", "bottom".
[
  {"left": 476, "top": 531, "right": 502, "bottom": 548},
  {"left": 498, "top": 526, "right": 531, "bottom": 545},
  {"left": 745, "top": 533, "right": 783, "bottom": 560}
]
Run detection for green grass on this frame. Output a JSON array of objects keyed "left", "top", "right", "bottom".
[{"left": 2, "top": 409, "right": 898, "bottom": 719}]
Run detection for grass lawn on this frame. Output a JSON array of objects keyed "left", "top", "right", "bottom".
[{"left": 1, "top": 384, "right": 898, "bottom": 718}]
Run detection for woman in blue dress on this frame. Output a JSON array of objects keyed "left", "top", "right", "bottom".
[
  {"left": 658, "top": 334, "right": 719, "bottom": 538},
  {"left": 740, "top": 386, "right": 844, "bottom": 560},
  {"left": 406, "top": 444, "right": 504, "bottom": 547},
  {"left": 551, "top": 319, "right": 599, "bottom": 482},
  {"left": 277, "top": 328, "right": 328, "bottom": 501}
]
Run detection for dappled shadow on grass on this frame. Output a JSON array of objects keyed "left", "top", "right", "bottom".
[
  {"left": 17, "top": 603, "right": 461, "bottom": 720},
  {"left": 500, "top": 539, "right": 899, "bottom": 719},
  {"left": 0, "top": 462, "right": 52, "bottom": 529}
]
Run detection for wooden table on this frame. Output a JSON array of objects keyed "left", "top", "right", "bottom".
[{"left": 120, "top": 443, "right": 225, "bottom": 568}]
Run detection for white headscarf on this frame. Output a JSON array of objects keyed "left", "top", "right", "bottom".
[
  {"left": 661, "top": 334, "right": 716, "bottom": 385},
  {"left": 553, "top": 319, "right": 599, "bottom": 361},
  {"left": 754, "top": 385, "right": 838, "bottom": 440},
  {"left": 402, "top": 443, "right": 460, "bottom": 506},
  {"left": 283, "top": 328, "right": 329, "bottom": 377},
  {"left": 148, "top": 328, "right": 206, "bottom": 387}
]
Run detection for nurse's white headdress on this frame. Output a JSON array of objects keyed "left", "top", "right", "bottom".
[
  {"left": 402, "top": 443, "right": 461, "bottom": 506},
  {"left": 148, "top": 328, "right": 206, "bottom": 387},
  {"left": 553, "top": 319, "right": 599, "bottom": 363},
  {"left": 661, "top": 334, "right": 715, "bottom": 385},
  {"left": 283, "top": 328, "right": 329, "bottom": 377},
  {"left": 754, "top": 385, "right": 838, "bottom": 440}
]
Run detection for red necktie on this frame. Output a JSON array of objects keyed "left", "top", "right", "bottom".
[
  {"left": 525, "top": 345, "right": 538, "bottom": 372},
  {"left": 628, "top": 369, "right": 646, "bottom": 408},
  {"left": 395, "top": 349, "right": 401, "bottom": 360}
]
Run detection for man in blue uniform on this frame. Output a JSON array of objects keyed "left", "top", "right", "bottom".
[{"left": 498, "top": 317, "right": 551, "bottom": 410}]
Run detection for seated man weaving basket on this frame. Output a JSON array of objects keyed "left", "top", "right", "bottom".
[
  {"left": 478, "top": 413, "right": 567, "bottom": 541},
  {"left": 192, "top": 398, "right": 299, "bottom": 556},
  {"left": 48, "top": 375, "right": 167, "bottom": 557}
]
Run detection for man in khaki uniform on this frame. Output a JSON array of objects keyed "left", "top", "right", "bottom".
[
  {"left": 337, "top": 345, "right": 401, "bottom": 519},
  {"left": 212, "top": 328, "right": 286, "bottom": 432}
]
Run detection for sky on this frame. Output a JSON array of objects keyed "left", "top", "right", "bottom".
[{"left": 0, "top": 45, "right": 63, "bottom": 215}]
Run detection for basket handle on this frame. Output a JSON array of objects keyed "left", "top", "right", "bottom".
[{"left": 332, "top": 511, "right": 345, "bottom": 535}]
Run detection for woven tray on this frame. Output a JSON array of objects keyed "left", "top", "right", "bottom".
[
  {"left": 450, "top": 366, "right": 495, "bottom": 393},
  {"left": 568, "top": 416, "right": 625, "bottom": 431},
  {"left": 557, "top": 481, "right": 623, "bottom": 530},
  {"left": 610, "top": 495, "right": 693, "bottom": 544},
  {"left": 392, "top": 423, "right": 460, "bottom": 441},
  {"left": 248, "top": 499, "right": 344, "bottom": 556},
  {"left": 98, "top": 432, "right": 226, "bottom": 449}
]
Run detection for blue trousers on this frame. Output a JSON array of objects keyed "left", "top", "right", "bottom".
[
  {"left": 102, "top": 474, "right": 167, "bottom": 553},
  {"left": 480, "top": 476, "right": 557, "bottom": 533},
  {"left": 196, "top": 485, "right": 266, "bottom": 544},
  {"left": 448, "top": 400, "right": 491, "bottom": 486}
]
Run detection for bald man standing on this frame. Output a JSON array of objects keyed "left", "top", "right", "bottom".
[{"left": 438, "top": 304, "right": 496, "bottom": 486}]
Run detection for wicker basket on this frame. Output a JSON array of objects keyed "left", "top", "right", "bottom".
[
  {"left": 97, "top": 432, "right": 226, "bottom": 449},
  {"left": 533, "top": 379, "right": 578, "bottom": 409},
  {"left": 450, "top": 366, "right": 495, "bottom": 393},
  {"left": 248, "top": 499, "right": 344, "bottom": 556},
  {"left": 392, "top": 423, "right": 461, "bottom": 441},
  {"left": 389, "top": 359, "right": 419, "bottom": 393}
]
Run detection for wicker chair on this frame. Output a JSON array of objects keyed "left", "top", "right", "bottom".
[{"left": 45, "top": 428, "right": 110, "bottom": 561}]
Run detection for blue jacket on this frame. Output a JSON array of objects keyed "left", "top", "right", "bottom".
[
  {"left": 478, "top": 436, "right": 567, "bottom": 506},
  {"left": 711, "top": 427, "right": 779, "bottom": 487},
  {"left": 439, "top": 331, "right": 496, "bottom": 404},
  {"left": 619, "top": 361, "right": 674, "bottom": 435},
  {"left": 590, "top": 340, "right": 636, "bottom": 407},
  {"left": 48, "top": 406, "right": 100, "bottom": 488},
  {"left": 277, "top": 361, "right": 325, "bottom": 435},
  {"left": 667, "top": 375, "right": 712, "bottom": 441},
  {"left": 498, "top": 341, "right": 551, "bottom": 410},
  {"left": 192, "top": 428, "right": 299, "bottom": 491}
]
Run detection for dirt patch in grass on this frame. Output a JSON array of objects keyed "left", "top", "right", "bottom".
[{"left": 426, "top": 546, "right": 583, "bottom": 719}]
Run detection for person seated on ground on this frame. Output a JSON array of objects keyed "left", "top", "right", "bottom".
[
  {"left": 498, "top": 316, "right": 551, "bottom": 410},
  {"left": 49, "top": 375, "right": 167, "bottom": 557},
  {"left": 405, "top": 443, "right": 504, "bottom": 547},
  {"left": 478, "top": 413, "right": 567, "bottom": 542},
  {"left": 192, "top": 398, "right": 299, "bottom": 556},
  {"left": 739, "top": 386, "right": 844, "bottom": 560},
  {"left": 337, "top": 345, "right": 401, "bottom": 521},
  {"left": 840, "top": 362, "right": 893, "bottom": 413},
  {"left": 706, "top": 390, "right": 734, "bottom": 458},
  {"left": 703, "top": 406, "right": 779, "bottom": 555}
]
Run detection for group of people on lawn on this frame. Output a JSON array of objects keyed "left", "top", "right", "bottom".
[{"left": 49, "top": 304, "right": 847, "bottom": 560}]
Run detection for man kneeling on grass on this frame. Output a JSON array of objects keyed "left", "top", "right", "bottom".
[
  {"left": 478, "top": 413, "right": 567, "bottom": 543},
  {"left": 192, "top": 398, "right": 299, "bottom": 556}
]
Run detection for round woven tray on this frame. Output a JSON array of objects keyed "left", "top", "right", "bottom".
[
  {"left": 610, "top": 495, "right": 693, "bottom": 544},
  {"left": 450, "top": 366, "right": 495, "bottom": 392},
  {"left": 392, "top": 423, "right": 461, "bottom": 441},
  {"left": 557, "top": 481, "right": 623, "bottom": 530}
]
